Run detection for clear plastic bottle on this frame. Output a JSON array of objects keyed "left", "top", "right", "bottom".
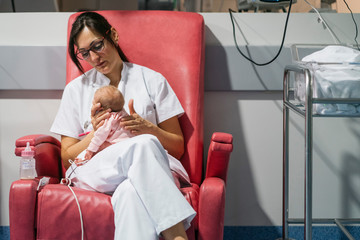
[{"left": 20, "top": 142, "right": 37, "bottom": 179}]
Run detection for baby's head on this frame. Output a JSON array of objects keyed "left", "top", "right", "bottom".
[{"left": 94, "top": 85, "right": 124, "bottom": 112}]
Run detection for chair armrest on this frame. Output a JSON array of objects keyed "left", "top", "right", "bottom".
[
  {"left": 9, "top": 179, "right": 39, "bottom": 240},
  {"left": 15, "top": 134, "right": 64, "bottom": 179},
  {"left": 205, "top": 132, "right": 233, "bottom": 183},
  {"left": 198, "top": 177, "right": 226, "bottom": 240}
]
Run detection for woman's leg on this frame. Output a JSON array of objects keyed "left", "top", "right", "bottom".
[
  {"left": 68, "top": 135, "right": 196, "bottom": 238},
  {"left": 120, "top": 135, "right": 196, "bottom": 235},
  {"left": 111, "top": 179, "right": 158, "bottom": 240},
  {"left": 112, "top": 179, "right": 189, "bottom": 240}
]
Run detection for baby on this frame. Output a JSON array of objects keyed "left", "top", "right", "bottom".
[{"left": 75, "top": 85, "right": 134, "bottom": 165}]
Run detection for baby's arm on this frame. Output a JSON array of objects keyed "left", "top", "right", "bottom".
[
  {"left": 87, "top": 117, "right": 112, "bottom": 153},
  {"left": 72, "top": 118, "right": 112, "bottom": 166}
]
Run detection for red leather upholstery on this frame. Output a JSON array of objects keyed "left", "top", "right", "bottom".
[
  {"left": 9, "top": 11, "right": 233, "bottom": 240},
  {"left": 9, "top": 179, "right": 38, "bottom": 240},
  {"left": 37, "top": 184, "right": 115, "bottom": 239},
  {"left": 15, "top": 134, "right": 64, "bottom": 179},
  {"left": 66, "top": 10, "right": 205, "bottom": 185}
]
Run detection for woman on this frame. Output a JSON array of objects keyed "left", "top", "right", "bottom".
[{"left": 50, "top": 11, "right": 195, "bottom": 240}]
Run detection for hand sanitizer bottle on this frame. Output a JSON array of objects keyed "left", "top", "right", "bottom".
[{"left": 20, "top": 142, "right": 37, "bottom": 179}]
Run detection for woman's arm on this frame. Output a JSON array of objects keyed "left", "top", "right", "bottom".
[
  {"left": 154, "top": 116, "right": 184, "bottom": 160},
  {"left": 121, "top": 99, "right": 184, "bottom": 159},
  {"left": 61, "top": 132, "right": 94, "bottom": 169},
  {"left": 61, "top": 103, "right": 111, "bottom": 169}
]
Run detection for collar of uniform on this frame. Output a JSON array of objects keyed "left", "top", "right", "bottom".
[
  {"left": 119, "top": 62, "right": 130, "bottom": 86},
  {"left": 93, "top": 69, "right": 110, "bottom": 87},
  {"left": 91, "top": 62, "right": 130, "bottom": 88}
]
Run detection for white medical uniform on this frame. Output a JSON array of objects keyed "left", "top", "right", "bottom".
[{"left": 51, "top": 62, "right": 196, "bottom": 240}]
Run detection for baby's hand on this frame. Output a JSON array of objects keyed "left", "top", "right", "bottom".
[
  {"left": 74, "top": 157, "right": 89, "bottom": 166},
  {"left": 84, "top": 150, "right": 94, "bottom": 160},
  {"left": 91, "top": 102, "right": 111, "bottom": 131}
]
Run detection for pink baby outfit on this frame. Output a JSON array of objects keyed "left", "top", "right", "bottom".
[{"left": 87, "top": 110, "right": 134, "bottom": 155}]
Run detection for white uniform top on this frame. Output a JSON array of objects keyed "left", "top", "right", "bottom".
[{"left": 51, "top": 62, "right": 184, "bottom": 138}]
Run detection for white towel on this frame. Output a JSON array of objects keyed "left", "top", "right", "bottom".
[
  {"left": 302, "top": 45, "right": 360, "bottom": 63},
  {"left": 299, "top": 46, "right": 360, "bottom": 114}
]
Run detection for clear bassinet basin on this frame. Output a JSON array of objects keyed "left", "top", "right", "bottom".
[{"left": 290, "top": 44, "right": 360, "bottom": 115}]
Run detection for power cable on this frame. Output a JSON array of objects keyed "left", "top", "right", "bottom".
[
  {"left": 342, "top": 0, "right": 360, "bottom": 51},
  {"left": 11, "top": 0, "right": 16, "bottom": 12},
  {"left": 67, "top": 185, "right": 84, "bottom": 240},
  {"left": 228, "top": 0, "right": 293, "bottom": 66},
  {"left": 61, "top": 177, "right": 85, "bottom": 240},
  {"left": 303, "top": 0, "right": 341, "bottom": 44}
]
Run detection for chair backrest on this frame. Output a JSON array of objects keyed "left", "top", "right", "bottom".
[{"left": 66, "top": 10, "right": 204, "bottom": 185}]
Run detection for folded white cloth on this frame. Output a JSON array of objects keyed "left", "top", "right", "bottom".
[
  {"left": 302, "top": 45, "right": 360, "bottom": 63},
  {"left": 296, "top": 46, "right": 360, "bottom": 114}
]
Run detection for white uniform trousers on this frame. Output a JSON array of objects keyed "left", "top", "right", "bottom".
[{"left": 66, "top": 134, "right": 196, "bottom": 240}]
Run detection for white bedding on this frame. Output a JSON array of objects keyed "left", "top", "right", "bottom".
[{"left": 294, "top": 46, "right": 360, "bottom": 114}]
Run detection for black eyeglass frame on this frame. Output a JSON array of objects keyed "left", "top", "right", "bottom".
[{"left": 76, "top": 36, "right": 106, "bottom": 60}]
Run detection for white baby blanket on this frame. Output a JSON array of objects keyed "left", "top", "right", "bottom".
[{"left": 295, "top": 45, "right": 360, "bottom": 114}]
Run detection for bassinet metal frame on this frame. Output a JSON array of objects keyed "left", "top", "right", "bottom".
[{"left": 282, "top": 64, "right": 360, "bottom": 240}]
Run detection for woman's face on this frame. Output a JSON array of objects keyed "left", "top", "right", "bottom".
[{"left": 76, "top": 26, "right": 122, "bottom": 77}]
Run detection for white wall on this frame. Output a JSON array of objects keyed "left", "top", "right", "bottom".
[
  {"left": 207, "top": 92, "right": 360, "bottom": 226},
  {"left": 1, "top": 12, "right": 360, "bottom": 228}
]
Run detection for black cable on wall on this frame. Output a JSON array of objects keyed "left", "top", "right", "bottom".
[
  {"left": 343, "top": 0, "right": 360, "bottom": 51},
  {"left": 11, "top": 0, "right": 16, "bottom": 12},
  {"left": 229, "top": 0, "right": 293, "bottom": 66}
]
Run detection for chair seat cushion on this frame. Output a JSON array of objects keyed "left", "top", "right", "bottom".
[
  {"left": 36, "top": 183, "right": 199, "bottom": 240},
  {"left": 37, "top": 184, "right": 114, "bottom": 240}
]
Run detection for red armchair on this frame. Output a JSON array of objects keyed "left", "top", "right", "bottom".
[{"left": 10, "top": 10, "right": 233, "bottom": 240}]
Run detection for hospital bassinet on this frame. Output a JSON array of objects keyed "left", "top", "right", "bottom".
[{"left": 281, "top": 44, "right": 360, "bottom": 240}]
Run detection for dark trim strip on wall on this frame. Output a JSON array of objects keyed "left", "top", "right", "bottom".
[{"left": 0, "top": 90, "right": 63, "bottom": 99}]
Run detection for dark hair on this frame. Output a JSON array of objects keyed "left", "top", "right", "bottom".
[
  {"left": 68, "top": 11, "right": 128, "bottom": 74},
  {"left": 95, "top": 85, "right": 124, "bottom": 112}
]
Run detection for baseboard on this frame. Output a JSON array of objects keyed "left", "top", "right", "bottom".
[
  {"left": 224, "top": 225, "right": 360, "bottom": 240},
  {"left": 2, "top": 225, "right": 359, "bottom": 239},
  {"left": 0, "top": 227, "right": 9, "bottom": 240}
]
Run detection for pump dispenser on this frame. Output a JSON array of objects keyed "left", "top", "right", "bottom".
[{"left": 20, "top": 142, "right": 37, "bottom": 179}]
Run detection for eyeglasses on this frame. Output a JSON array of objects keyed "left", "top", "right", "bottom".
[{"left": 76, "top": 37, "right": 106, "bottom": 60}]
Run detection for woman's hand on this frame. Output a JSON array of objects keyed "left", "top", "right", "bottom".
[
  {"left": 91, "top": 102, "right": 111, "bottom": 131},
  {"left": 120, "top": 99, "right": 156, "bottom": 135},
  {"left": 121, "top": 99, "right": 184, "bottom": 159}
]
